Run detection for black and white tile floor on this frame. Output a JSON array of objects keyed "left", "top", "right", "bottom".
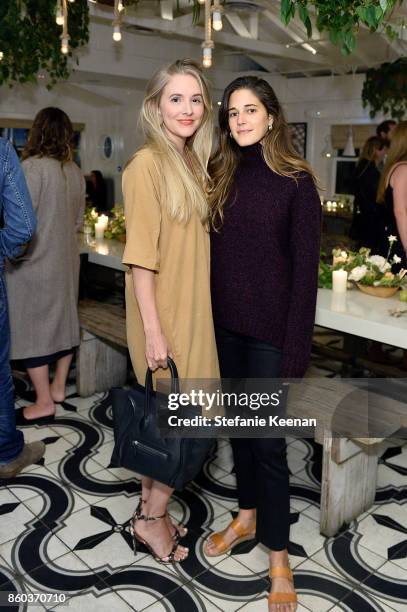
[{"left": 1, "top": 375, "right": 406, "bottom": 612}]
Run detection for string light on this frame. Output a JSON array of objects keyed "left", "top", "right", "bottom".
[
  {"left": 60, "top": 0, "right": 69, "bottom": 55},
  {"left": 113, "top": 0, "right": 123, "bottom": 42},
  {"left": 56, "top": 0, "right": 64, "bottom": 26},
  {"left": 202, "top": 0, "right": 214, "bottom": 68},
  {"left": 211, "top": 0, "right": 223, "bottom": 32},
  {"left": 113, "top": 23, "right": 122, "bottom": 41},
  {"left": 61, "top": 36, "right": 69, "bottom": 54},
  {"left": 0, "top": 51, "right": 3, "bottom": 62}
]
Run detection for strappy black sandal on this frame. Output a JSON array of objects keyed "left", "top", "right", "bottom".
[
  {"left": 130, "top": 509, "right": 188, "bottom": 564},
  {"left": 135, "top": 498, "right": 188, "bottom": 542}
]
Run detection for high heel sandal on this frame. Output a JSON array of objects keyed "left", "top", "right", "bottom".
[
  {"left": 130, "top": 510, "right": 188, "bottom": 565},
  {"left": 204, "top": 517, "right": 256, "bottom": 557},
  {"left": 135, "top": 498, "right": 188, "bottom": 542},
  {"left": 268, "top": 565, "right": 297, "bottom": 609}
]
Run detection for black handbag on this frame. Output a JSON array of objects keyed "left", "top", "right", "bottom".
[{"left": 110, "top": 358, "right": 214, "bottom": 490}]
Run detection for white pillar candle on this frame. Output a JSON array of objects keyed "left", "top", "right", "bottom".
[
  {"left": 98, "top": 214, "right": 109, "bottom": 230},
  {"left": 332, "top": 270, "right": 348, "bottom": 293},
  {"left": 95, "top": 221, "right": 105, "bottom": 240}
]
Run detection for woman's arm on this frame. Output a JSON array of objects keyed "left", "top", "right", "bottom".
[
  {"left": 391, "top": 165, "right": 407, "bottom": 253},
  {"left": 282, "top": 175, "right": 322, "bottom": 378},
  {"left": 131, "top": 265, "right": 172, "bottom": 371},
  {"left": 0, "top": 142, "right": 36, "bottom": 260}
]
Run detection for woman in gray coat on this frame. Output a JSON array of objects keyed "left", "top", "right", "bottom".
[{"left": 6, "top": 107, "right": 85, "bottom": 422}]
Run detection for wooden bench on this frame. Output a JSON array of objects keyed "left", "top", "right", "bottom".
[
  {"left": 287, "top": 377, "right": 407, "bottom": 536},
  {"left": 77, "top": 299, "right": 128, "bottom": 397}
]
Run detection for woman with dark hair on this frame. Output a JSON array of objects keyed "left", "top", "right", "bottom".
[
  {"left": 205, "top": 77, "right": 321, "bottom": 611},
  {"left": 350, "top": 135, "right": 387, "bottom": 250},
  {"left": 88, "top": 170, "right": 108, "bottom": 213},
  {"left": 6, "top": 107, "right": 85, "bottom": 422}
]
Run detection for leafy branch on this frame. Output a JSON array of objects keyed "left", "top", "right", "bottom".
[
  {"left": 280, "top": 0, "right": 403, "bottom": 55},
  {"left": 0, "top": 0, "right": 89, "bottom": 88}
]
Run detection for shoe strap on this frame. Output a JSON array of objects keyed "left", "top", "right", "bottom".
[
  {"left": 269, "top": 566, "right": 293, "bottom": 581},
  {"left": 230, "top": 518, "right": 253, "bottom": 538},
  {"left": 135, "top": 512, "right": 166, "bottom": 522},
  {"left": 268, "top": 592, "right": 297, "bottom": 604}
]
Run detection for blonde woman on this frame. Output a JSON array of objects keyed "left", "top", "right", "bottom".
[
  {"left": 122, "top": 60, "right": 219, "bottom": 564},
  {"left": 377, "top": 121, "right": 407, "bottom": 263},
  {"left": 206, "top": 76, "right": 321, "bottom": 612}
]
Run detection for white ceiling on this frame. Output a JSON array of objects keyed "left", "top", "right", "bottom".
[{"left": 89, "top": 0, "right": 407, "bottom": 78}]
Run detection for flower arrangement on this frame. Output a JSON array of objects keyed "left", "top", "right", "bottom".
[
  {"left": 332, "top": 236, "right": 406, "bottom": 289},
  {"left": 104, "top": 205, "right": 126, "bottom": 242},
  {"left": 319, "top": 236, "right": 406, "bottom": 291},
  {"left": 83, "top": 206, "right": 99, "bottom": 234}
]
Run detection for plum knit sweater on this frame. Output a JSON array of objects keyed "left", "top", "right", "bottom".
[{"left": 210, "top": 143, "right": 321, "bottom": 378}]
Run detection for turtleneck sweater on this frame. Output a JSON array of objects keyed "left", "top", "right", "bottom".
[{"left": 210, "top": 143, "right": 321, "bottom": 378}]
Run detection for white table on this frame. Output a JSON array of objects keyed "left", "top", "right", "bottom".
[{"left": 79, "top": 235, "right": 407, "bottom": 348}]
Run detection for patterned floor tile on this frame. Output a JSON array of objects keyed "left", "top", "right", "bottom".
[{"left": 4, "top": 375, "right": 405, "bottom": 612}]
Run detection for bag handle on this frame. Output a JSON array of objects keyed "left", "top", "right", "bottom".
[{"left": 144, "top": 357, "right": 180, "bottom": 419}]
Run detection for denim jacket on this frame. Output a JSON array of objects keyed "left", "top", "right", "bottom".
[{"left": 0, "top": 137, "right": 36, "bottom": 273}]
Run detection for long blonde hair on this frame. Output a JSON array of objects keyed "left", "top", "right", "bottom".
[
  {"left": 209, "top": 76, "right": 318, "bottom": 228},
  {"left": 128, "top": 59, "right": 213, "bottom": 223},
  {"left": 377, "top": 121, "right": 407, "bottom": 203}
]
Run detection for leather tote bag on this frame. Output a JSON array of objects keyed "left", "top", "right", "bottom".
[{"left": 110, "top": 358, "right": 214, "bottom": 490}]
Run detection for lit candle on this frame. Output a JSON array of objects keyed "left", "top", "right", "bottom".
[
  {"left": 99, "top": 214, "right": 109, "bottom": 230},
  {"left": 332, "top": 270, "right": 348, "bottom": 293},
  {"left": 95, "top": 220, "right": 105, "bottom": 240}
]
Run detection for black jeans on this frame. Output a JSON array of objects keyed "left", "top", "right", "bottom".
[{"left": 215, "top": 326, "right": 290, "bottom": 551}]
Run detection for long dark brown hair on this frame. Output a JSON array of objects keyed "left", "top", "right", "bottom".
[
  {"left": 22, "top": 107, "right": 74, "bottom": 163},
  {"left": 209, "top": 76, "right": 318, "bottom": 228}
]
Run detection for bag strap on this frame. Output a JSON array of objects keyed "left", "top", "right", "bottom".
[{"left": 144, "top": 357, "right": 180, "bottom": 417}]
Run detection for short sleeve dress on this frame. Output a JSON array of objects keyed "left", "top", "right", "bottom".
[{"left": 122, "top": 147, "right": 219, "bottom": 384}]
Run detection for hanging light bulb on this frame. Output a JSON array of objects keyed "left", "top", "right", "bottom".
[
  {"left": 321, "top": 134, "right": 335, "bottom": 159},
  {"left": 211, "top": 0, "right": 224, "bottom": 31},
  {"left": 202, "top": 43, "right": 213, "bottom": 68},
  {"left": 56, "top": 3, "right": 64, "bottom": 26},
  {"left": 61, "top": 36, "right": 69, "bottom": 54},
  {"left": 0, "top": 51, "right": 3, "bottom": 62},
  {"left": 118, "top": 0, "right": 124, "bottom": 11},
  {"left": 343, "top": 126, "right": 356, "bottom": 157},
  {"left": 113, "top": 23, "right": 122, "bottom": 41}
]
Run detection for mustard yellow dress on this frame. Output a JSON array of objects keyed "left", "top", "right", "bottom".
[{"left": 122, "top": 147, "right": 219, "bottom": 385}]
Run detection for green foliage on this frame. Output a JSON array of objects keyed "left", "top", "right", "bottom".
[
  {"left": 104, "top": 205, "right": 126, "bottom": 240},
  {"left": 0, "top": 0, "right": 89, "bottom": 88},
  {"left": 280, "top": 0, "right": 403, "bottom": 56},
  {"left": 362, "top": 58, "right": 407, "bottom": 120}
]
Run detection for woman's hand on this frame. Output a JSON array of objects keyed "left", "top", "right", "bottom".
[{"left": 145, "top": 328, "right": 173, "bottom": 371}]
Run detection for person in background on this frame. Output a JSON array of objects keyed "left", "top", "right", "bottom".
[
  {"left": 376, "top": 119, "right": 397, "bottom": 147},
  {"left": 350, "top": 136, "right": 387, "bottom": 251},
  {"left": 122, "top": 60, "right": 219, "bottom": 564},
  {"left": 5, "top": 108, "right": 85, "bottom": 424},
  {"left": 0, "top": 137, "right": 45, "bottom": 478},
  {"left": 88, "top": 170, "right": 108, "bottom": 213},
  {"left": 207, "top": 76, "right": 321, "bottom": 612},
  {"left": 377, "top": 121, "right": 407, "bottom": 265}
]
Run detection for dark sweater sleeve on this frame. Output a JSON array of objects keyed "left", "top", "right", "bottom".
[{"left": 281, "top": 175, "right": 321, "bottom": 378}]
